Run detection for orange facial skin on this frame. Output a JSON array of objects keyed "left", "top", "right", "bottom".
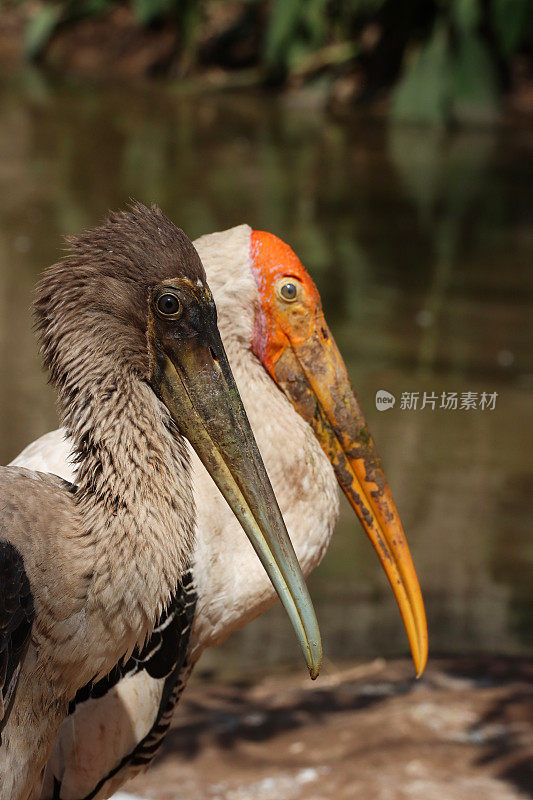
[
  {"left": 250, "top": 230, "right": 428, "bottom": 678},
  {"left": 250, "top": 231, "right": 323, "bottom": 371}
]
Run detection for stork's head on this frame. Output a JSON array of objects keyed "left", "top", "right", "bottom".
[
  {"left": 250, "top": 230, "right": 428, "bottom": 676},
  {"left": 196, "top": 225, "right": 427, "bottom": 677}
]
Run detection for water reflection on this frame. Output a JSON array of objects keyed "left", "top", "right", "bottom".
[{"left": 0, "top": 71, "right": 531, "bottom": 673}]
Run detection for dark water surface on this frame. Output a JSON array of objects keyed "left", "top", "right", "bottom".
[{"left": 0, "top": 73, "right": 531, "bottom": 674}]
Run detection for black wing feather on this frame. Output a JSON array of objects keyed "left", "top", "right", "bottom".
[
  {"left": 69, "top": 569, "right": 196, "bottom": 712},
  {"left": 58, "top": 571, "right": 197, "bottom": 799},
  {"left": 0, "top": 540, "right": 34, "bottom": 741}
]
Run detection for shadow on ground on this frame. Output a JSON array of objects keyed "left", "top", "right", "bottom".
[{"left": 125, "top": 657, "right": 533, "bottom": 800}]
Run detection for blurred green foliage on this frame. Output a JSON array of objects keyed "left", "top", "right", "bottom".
[
  {"left": 25, "top": 1, "right": 114, "bottom": 60},
  {"left": 22, "top": 0, "right": 533, "bottom": 124},
  {"left": 392, "top": 0, "right": 531, "bottom": 124}
]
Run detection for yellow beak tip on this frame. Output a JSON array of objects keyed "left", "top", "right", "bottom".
[{"left": 413, "top": 647, "right": 428, "bottom": 679}]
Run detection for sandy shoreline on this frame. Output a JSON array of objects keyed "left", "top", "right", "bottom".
[{"left": 115, "top": 656, "right": 533, "bottom": 799}]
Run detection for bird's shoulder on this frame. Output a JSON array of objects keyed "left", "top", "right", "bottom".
[
  {"left": 0, "top": 466, "right": 77, "bottom": 550},
  {"left": 0, "top": 465, "right": 76, "bottom": 513},
  {"left": 0, "top": 468, "right": 86, "bottom": 656}
]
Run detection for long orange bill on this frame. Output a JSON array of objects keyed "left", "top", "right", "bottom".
[{"left": 271, "top": 308, "right": 428, "bottom": 677}]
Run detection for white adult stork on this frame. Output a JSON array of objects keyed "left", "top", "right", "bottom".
[
  {"left": 0, "top": 209, "right": 322, "bottom": 800},
  {"left": 13, "top": 224, "right": 428, "bottom": 800}
]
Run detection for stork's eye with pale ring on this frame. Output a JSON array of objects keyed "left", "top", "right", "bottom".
[
  {"left": 276, "top": 279, "right": 301, "bottom": 303},
  {"left": 156, "top": 292, "right": 182, "bottom": 318}
]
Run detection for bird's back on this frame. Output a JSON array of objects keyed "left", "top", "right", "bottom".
[
  {"left": 0, "top": 467, "right": 88, "bottom": 735},
  {"left": 0, "top": 467, "right": 80, "bottom": 590}
]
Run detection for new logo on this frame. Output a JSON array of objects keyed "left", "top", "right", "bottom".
[{"left": 375, "top": 390, "right": 396, "bottom": 411}]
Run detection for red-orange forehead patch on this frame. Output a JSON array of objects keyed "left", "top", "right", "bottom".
[{"left": 250, "top": 230, "right": 320, "bottom": 304}]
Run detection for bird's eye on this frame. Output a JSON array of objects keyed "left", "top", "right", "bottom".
[
  {"left": 156, "top": 293, "right": 182, "bottom": 318},
  {"left": 277, "top": 279, "right": 301, "bottom": 303}
]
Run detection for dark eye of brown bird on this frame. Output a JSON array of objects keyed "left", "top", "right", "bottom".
[{"left": 157, "top": 293, "right": 181, "bottom": 317}]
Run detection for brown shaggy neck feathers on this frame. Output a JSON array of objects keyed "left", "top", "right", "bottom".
[{"left": 33, "top": 204, "right": 204, "bottom": 651}]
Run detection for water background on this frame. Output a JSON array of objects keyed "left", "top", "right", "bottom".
[{"left": 1, "top": 72, "right": 531, "bottom": 675}]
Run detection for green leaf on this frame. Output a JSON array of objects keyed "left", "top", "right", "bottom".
[
  {"left": 264, "top": 0, "right": 302, "bottom": 69},
  {"left": 177, "top": 0, "right": 203, "bottom": 56},
  {"left": 490, "top": 0, "right": 532, "bottom": 55},
  {"left": 132, "top": 0, "right": 172, "bottom": 26},
  {"left": 391, "top": 19, "right": 452, "bottom": 125},
  {"left": 451, "top": 34, "right": 500, "bottom": 124},
  {"left": 77, "top": 0, "right": 114, "bottom": 15},
  {"left": 303, "top": 0, "right": 329, "bottom": 46},
  {"left": 452, "top": 0, "right": 481, "bottom": 35},
  {"left": 24, "top": 4, "right": 63, "bottom": 61}
]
